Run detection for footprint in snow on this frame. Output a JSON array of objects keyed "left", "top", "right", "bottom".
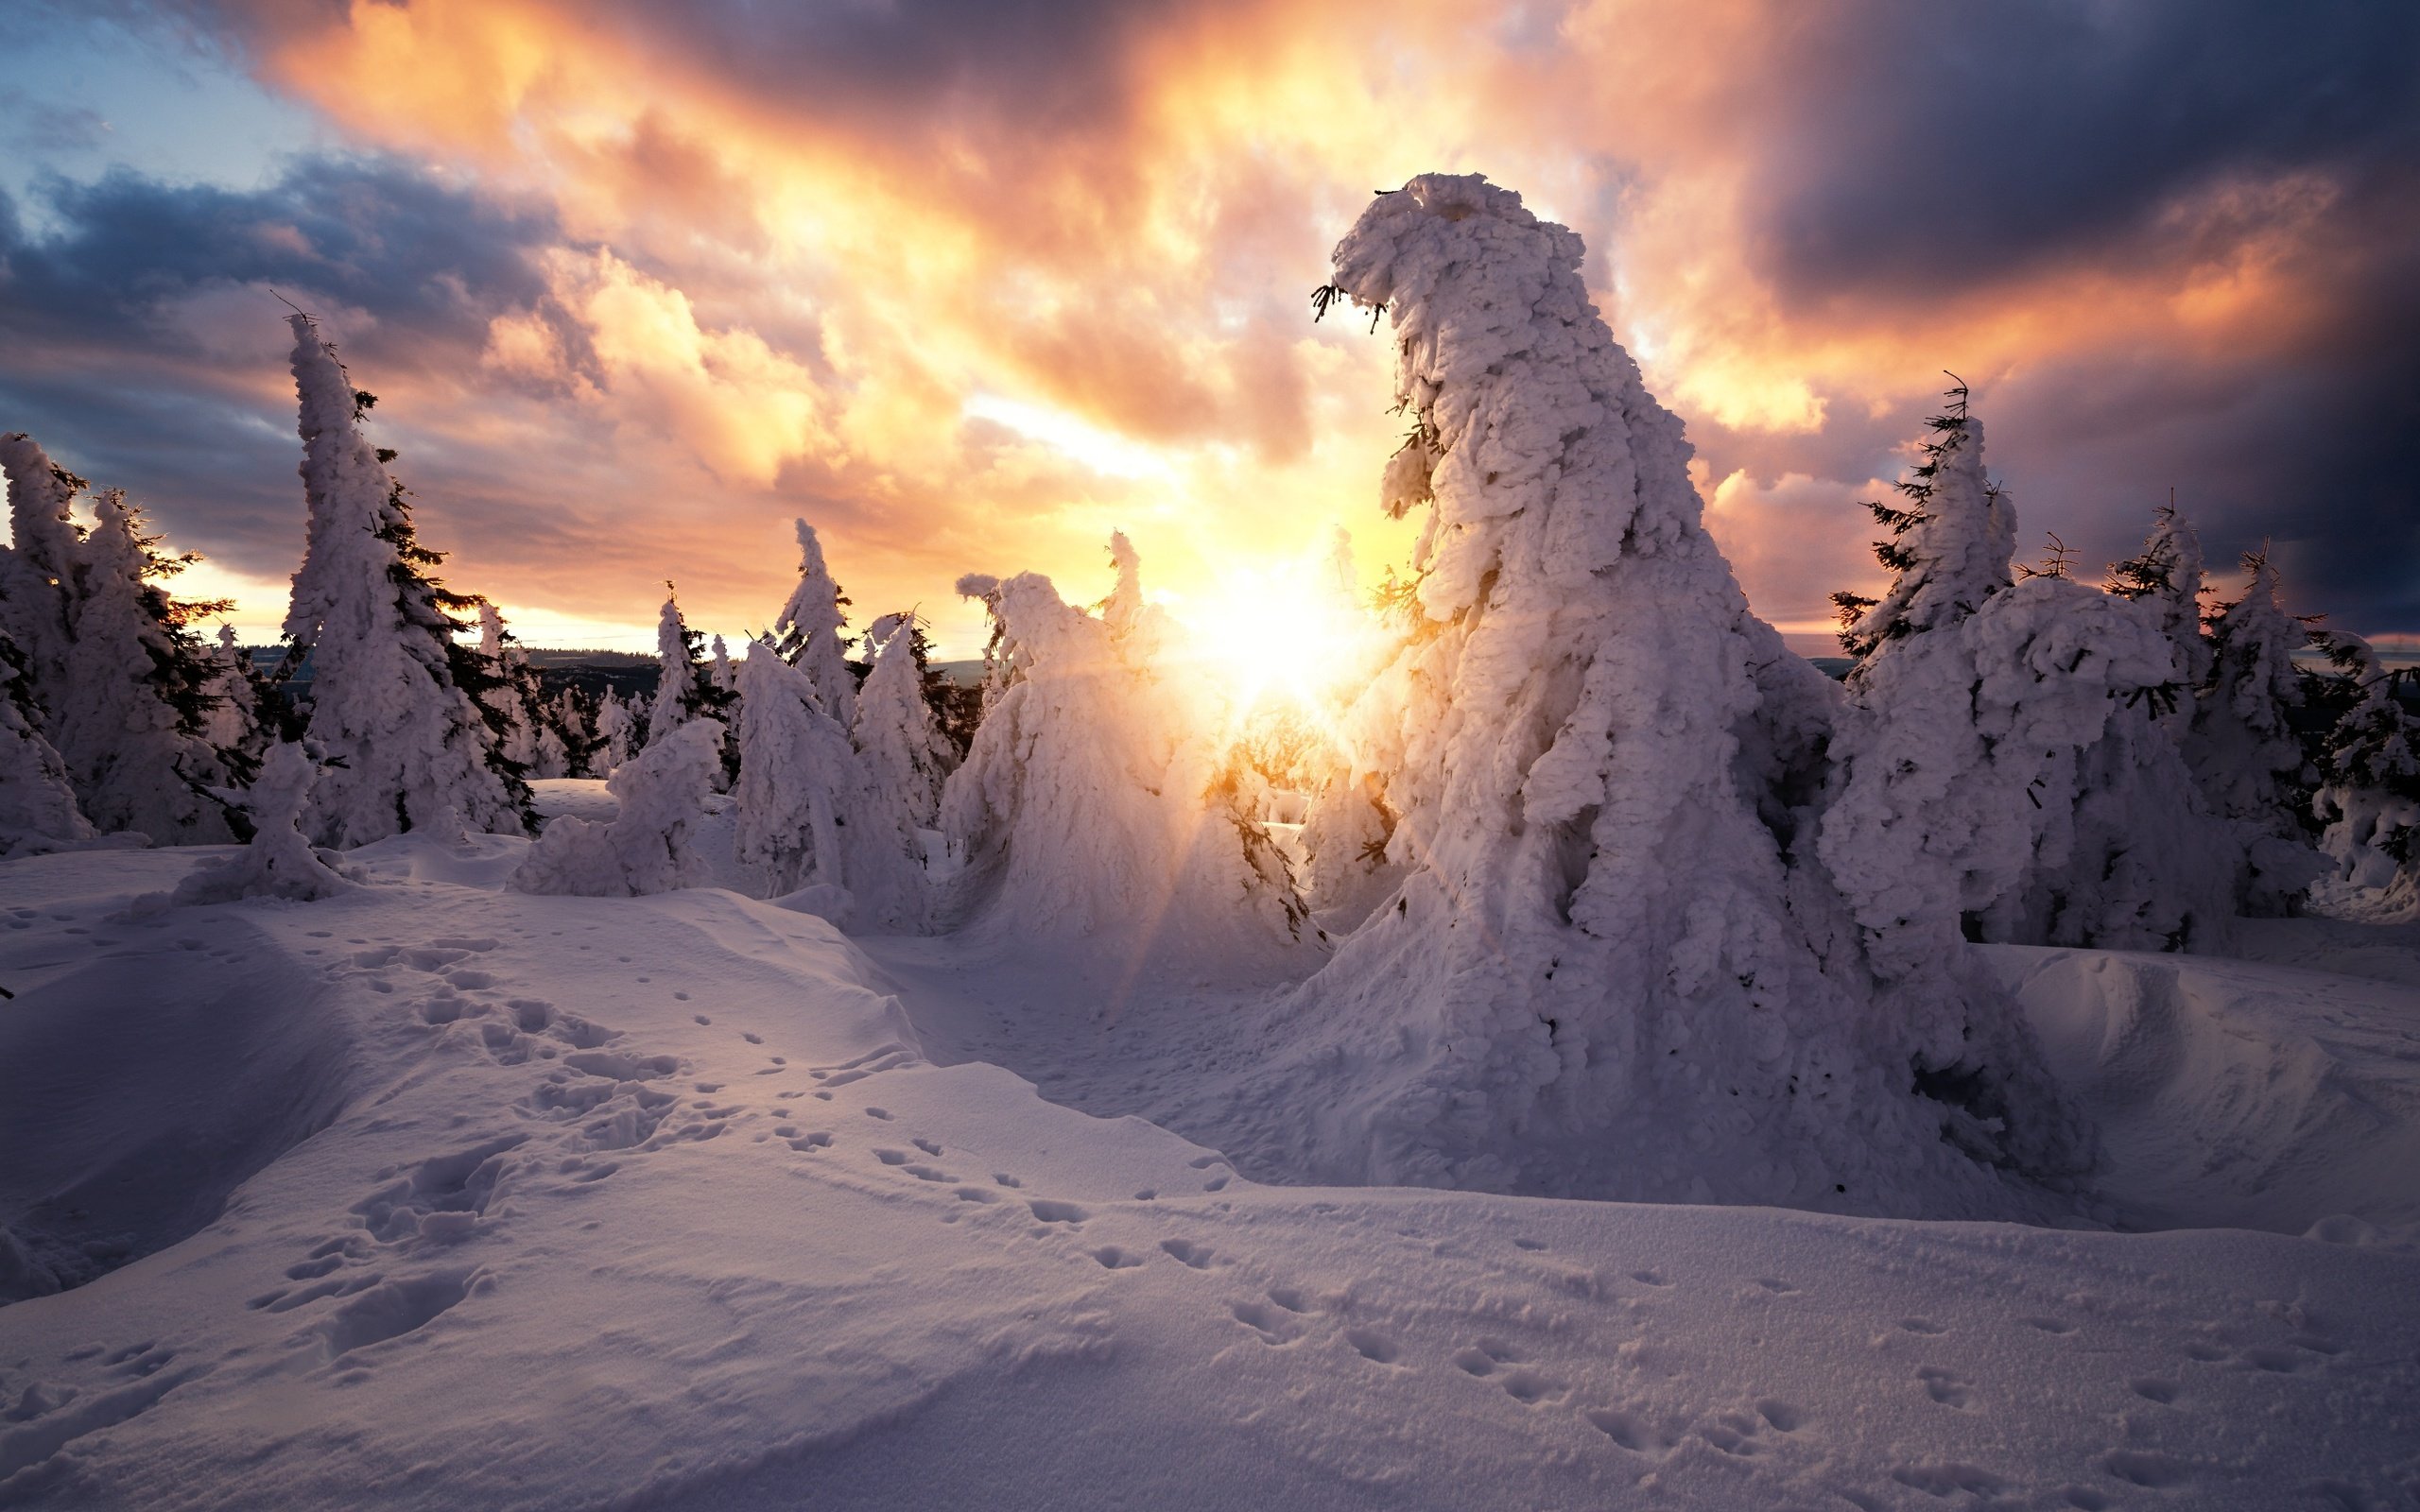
[{"left": 1916, "top": 1366, "right": 1972, "bottom": 1408}]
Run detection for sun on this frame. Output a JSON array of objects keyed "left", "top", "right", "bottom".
[{"left": 1163, "top": 552, "right": 1389, "bottom": 721}]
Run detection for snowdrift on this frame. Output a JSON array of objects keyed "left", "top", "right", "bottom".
[{"left": 4, "top": 840, "right": 2419, "bottom": 1508}]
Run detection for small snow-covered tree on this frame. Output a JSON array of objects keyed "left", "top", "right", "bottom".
[
  {"left": 855, "top": 614, "right": 955, "bottom": 830},
  {"left": 2105, "top": 504, "right": 2211, "bottom": 695},
  {"left": 169, "top": 742, "right": 356, "bottom": 904},
  {"left": 1274, "top": 176, "right": 2083, "bottom": 1212},
  {"left": 0, "top": 628, "right": 95, "bottom": 859},
  {"left": 596, "top": 690, "right": 637, "bottom": 773},
  {"left": 709, "top": 634, "right": 735, "bottom": 694},
  {"left": 512, "top": 717, "right": 724, "bottom": 897},
  {"left": 1820, "top": 389, "right": 2235, "bottom": 960},
  {"left": 201, "top": 625, "right": 265, "bottom": 759},
  {"left": 279, "top": 314, "right": 528, "bottom": 846},
  {"left": 46, "top": 490, "right": 238, "bottom": 843},
  {"left": 773, "top": 520, "right": 856, "bottom": 728},
  {"left": 2309, "top": 633, "right": 2419, "bottom": 916},
  {"left": 733, "top": 638, "right": 925, "bottom": 927},
  {"left": 647, "top": 590, "right": 737, "bottom": 784}
]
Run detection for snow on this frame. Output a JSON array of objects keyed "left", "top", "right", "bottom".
[{"left": 2, "top": 834, "right": 2417, "bottom": 1507}]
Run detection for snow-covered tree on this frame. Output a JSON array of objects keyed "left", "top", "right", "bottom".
[
  {"left": 512, "top": 717, "right": 724, "bottom": 897},
  {"left": 855, "top": 614, "right": 955, "bottom": 831},
  {"left": 0, "top": 433, "right": 86, "bottom": 709},
  {"left": 2310, "top": 633, "right": 2419, "bottom": 916},
  {"left": 278, "top": 314, "right": 528, "bottom": 846},
  {"left": 540, "top": 687, "right": 594, "bottom": 779},
  {"left": 1258, "top": 175, "right": 2084, "bottom": 1213},
  {"left": 734, "top": 639, "right": 925, "bottom": 927},
  {"left": 45, "top": 490, "right": 238, "bottom": 843},
  {"left": 2187, "top": 551, "right": 2325, "bottom": 912},
  {"left": 940, "top": 570, "right": 1305, "bottom": 952},
  {"left": 200, "top": 626, "right": 264, "bottom": 758},
  {"left": 169, "top": 742, "right": 356, "bottom": 904},
  {"left": 0, "top": 628, "right": 95, "bottom": 859},
  {"left": 475, "top": 606, "right": 533, "bottom": 758},
  {"left": 2105, "top": 504, "right": 2211, "bottom": 695},
  {"left": 596, "top": 690, "right": 637, "bottom": 774},
  {"left": 647, "top": 591, "right": 736, "bottom": 784},
  {"left": 1821, "top": 394, "right": 2231, "bottom": 960},
  {"left": 709, "top": 634, "right": 735, "bottom": 695},
  {"left": 773, "top": 520, "right": 856, "bottom": 729}
]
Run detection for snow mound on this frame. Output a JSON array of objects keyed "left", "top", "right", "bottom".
[{"left": 1988, "top": 944, "right": 2420, "bottom": 1236}]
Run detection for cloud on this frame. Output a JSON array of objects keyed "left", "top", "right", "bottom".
[{"left": 9, "top": 0, "right": 2415, "bottom": 651}]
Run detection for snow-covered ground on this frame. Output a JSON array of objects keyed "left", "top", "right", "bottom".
[{"left": 4, "top": 802, "right": 2419, "bottom": 1509}]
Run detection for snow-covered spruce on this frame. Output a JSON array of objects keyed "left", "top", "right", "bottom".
[
  {"left": 475, "top": 602, "right": 552, "bottom": 777},
  {"left": 547, "top": 687, "right": 598, "bottom": 778},
  {"left": 2187, "top": 551, "right": 2325, "bottom": 912},
  {"left": 773, "top": 519, "right": 856, "bottom": 730},
  {"left": 512, "top": 717, "right": 725, "bottom": 897},
  {"left": 2310, "top": 633, "right": 2420, "bottom": 917},
  {"left": 168, "top": 742, "right": 356, "bottom": 904},
  {"left": 1239, "top": 175, "right": 2083, "bottom": 1213},
  {"left": 1820, "top": 396, "right": 2233, "bottom": 961},
  {"left": 732, "top": 639, "right": 924, "bottom": 929},
  {"left": 2106, "top": 504, "right": 2212, "bottom": 695},
  {"left": 45, "top": 490, "right": 237, "bottom": 843},
  {"left": 0, "top": 432, "right": 86, "bottom": 710},
  {"left": 647, "top": 592, "right": 736, "bottom": 784},
  {"left": 855, "top": 614, "right": 956, "bottom": 831},
  {"left": 278, "top": 315, "right": 527, "bottom": 847},
  {"left": 595, "top": 690, "right": 637, "bottom": 774},
  {"left": 0, "top": 628, "right": 97, "bottom": 858},
  {"left": 201, "top": 625, "right": 265, "bottom": 758},
  {"left": 939, "top": 571, "right": 1305, "bottom": 954},
  {"left": 709, "top": 634, "right": 735, "bottom": 695}
]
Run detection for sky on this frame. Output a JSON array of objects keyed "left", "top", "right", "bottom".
[{"left": 2, "top": 0, "right": 2414, "bottom": 657}]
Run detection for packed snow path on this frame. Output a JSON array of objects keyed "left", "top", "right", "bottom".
[{"left": 4, "top": 841, "right": 2419, "bottom": 1508}]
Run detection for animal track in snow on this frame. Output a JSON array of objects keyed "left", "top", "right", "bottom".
[
  {"left": 1160, "top": 1239, "right": 1215, "bottom": 1269},
  {"left": 1345, "top": 1328, "right": 1401, "bottom": 1365},
  {"left": 1230, "top": 1299, "right": 1301, "bottom": 1346},
  {"left": 2129, "top": 1377, "right": 2179, "bottom": 1403},
  {"left": 1916, "top": 1366, "right": 1971, "bottom": 1408},
  {"left": 1629, "top": 1269, "right": 1669, "bottom": 1287},
  {"left": 1898, "top": 1317, "right": 1947, "bottom": 1335},
  {"left": 1026, "top": 1199, "right": 1086, "bottom": 1225},
  {"left": 1090, "top": 1246, "right": 1146, "bottom": 1269},
  {"left": 316, "top": 1269, "right": 481, "bottom": 1361}
]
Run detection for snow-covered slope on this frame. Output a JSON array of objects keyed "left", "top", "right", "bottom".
[{"left": 4, "top": 837, "right": 2419, "bottom": 1508}]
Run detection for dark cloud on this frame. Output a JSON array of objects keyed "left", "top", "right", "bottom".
[
  {"left": 0, "top": 153, "right": 572, "bottom": 578},
  {"left": 0, "top": 153, "right": 562, "bottom": 361},
  {"left": 1749, "top": 0, "right": 2420, "bottom": 301}
]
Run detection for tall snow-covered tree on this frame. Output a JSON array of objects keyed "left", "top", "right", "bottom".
[
  {"left": 513, "top": 717, "right": 725, "bottom": 897},
  {"left": 475, "top": 602, "right": 546, "bottom": 773},
  {"left": 45, "top": 490, "right": 239, "bottom": 843},
  {"left": 0, "top": 628, "right": 95, "bottom": 859},
  {"left": 0, "top": 433, "right": 86, "bottom": 709},
  {"left": 2310, "top": 633, "right": 2419, "bottom": 916},
  {"left": 855, "top": 614, "right": 955, "bottom": 831},
  {"left": 1260, "top": 175, "right": 2084, "bottom": 1214},
  {"left": 773, "top": 520, "right": 856, "bottom": 729},
  {"left": 278, "top": 313, "right": 528, "bottom": 847},
  {"left": 709, "top": 634, "right": 735, "bottom": 695}
]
